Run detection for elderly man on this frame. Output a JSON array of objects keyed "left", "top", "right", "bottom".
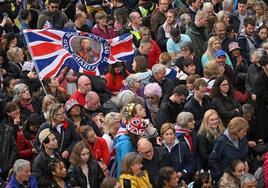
[
  {"left": 149, "top": 63, "right": 174, "bottom": 101},
  {"left": 129, "top": 11, "right": 143, "bottom": 47},
  {"left": 70, "top": 75, "right": 92, "bottom": 106},
  {"left": 240, "top": 173, "right": 257, "bottom": 188},
  {"left": 137, "top": 138, "right": 170, "bottom": 187},
  {"left": 6, "top": 159, "right": 38, "bottom": 188}
]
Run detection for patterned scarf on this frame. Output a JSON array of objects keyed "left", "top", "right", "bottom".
[{"left": 175, "top": 125, "right": 194, "bottom": 152}]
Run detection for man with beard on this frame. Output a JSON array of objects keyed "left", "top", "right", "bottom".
[{"left": 237, "top": 17, "right": 257, "bottom": 64}]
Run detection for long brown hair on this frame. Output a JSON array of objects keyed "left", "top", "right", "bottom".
[{"left": 70, "top": 140, "right": 92, "bottom": 166}]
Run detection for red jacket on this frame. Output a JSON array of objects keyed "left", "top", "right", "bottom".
[
  {"left": 70, "top": 90, "right": 85, "bottom": 106},
  {"left": 16, "top": 130, "right": 36, "bottom": 160},
  {"left": 88, "top": 137, "right": 110, "bottom": 166},
  {"left": 148, "top": 40, "right": 161, "bottom": 69},
  {"left": 91, "top": 24, "right": 116, "bottom": 39},
  {"left": 105, "top": 72, "right": 124, "bottom": 93}
]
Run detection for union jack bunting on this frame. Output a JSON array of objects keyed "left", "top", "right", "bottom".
[{"left": 23, "top": 29, "right": 134, "bottom": 80}]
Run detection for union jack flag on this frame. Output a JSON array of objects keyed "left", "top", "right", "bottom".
[{"left": 23, "top": 29, "right": 134, "bottom": 80}]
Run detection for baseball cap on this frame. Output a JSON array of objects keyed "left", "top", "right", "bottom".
[
  {"left": 215, "top": 50, "right": 226, "bottom": 58},
  {"left": 228, "top": 42, "right": 241, "bottom": 52},
  {"left": 39, "top": 128, "right": 52, "bottom": 145}
]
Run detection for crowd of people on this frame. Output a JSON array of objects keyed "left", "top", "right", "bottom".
[{"left": 1, "top": 0, "right": 268, "bottom": 187}]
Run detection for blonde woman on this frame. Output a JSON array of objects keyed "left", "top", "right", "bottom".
[
  {"left": 7, "top": 47, "right": 25, "bottom": 78},
  {"left": 209, "top": 117, "right": 249, "bottom": 180},
  {"left": 217, "top": 11, "right": 230, "bottom": 26},
  {"left": 201, "top": 36, "right": 233, "bottom": 69},
  {"left": 103, "top": 112, "right": 121, "bottom": 153},
  {"left": 254, "top": 1, "right": 267, "bottom": 28},
  {"left": 41, "top": 94, "right": 57, "bottom": 123},
  {"left": 197, "top": 109, "right": 225, "bottom": 170}
]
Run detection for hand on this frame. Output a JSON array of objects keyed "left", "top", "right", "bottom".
[
  {"left": 62, "top": 151, "right": 69, "bottom": 159},
  {"left": 173, "top": 66, "right": 180, "bottom": 72},
  {"left": 0, "top": 16, "right": 8, "bottom": 27},
  {"left": 32, "top": 148, "right": 38, "bottom": 154},
  {"left": 248, "top": 141, "right": 256, "bottom": 147},
  {"left": 0, "top": 68, "right": 6, "bottom": 76},
  {"left": 251, "top": 94, "right": 257, "bottom": 101},
  {"left": 219, "top": 65, "right": 225, "bottom": 75},
  {"left": 177, "top": 172, "right": 182, "bottom": 178},
  {"left": 236, "top": 55, "right": 243, "bottom": 65},
  {"left": 14, "top": 116, "right": 20, "bottom": 125}
]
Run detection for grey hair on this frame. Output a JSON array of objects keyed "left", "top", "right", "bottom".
[
  {"left": 176, "top": 112, "right": 194, "bottom": 128},
  {"left": 152, "top": 64, "right": 166, "bottom": 75},
  {"left": 240, "top": 173, "right": 256, "bottom": 187},
  {"left": 202, "top": 2, "right": 214, "bottom": 12},
  {"left": 144, "top": 82, "right": 162, "bottom": 98},
  {"left": 255, "top": 48, "right": 267, "bottom": 59},
  {"left": 13, "top": 83, "right": 28, "bottom": 102},
  {"left": 242, "top": 103, "right": 254, "bottom": 115},
  {"left": 13, "top": 159, "right": 30, "bottom": 175},
  {"left": 124, "top": 74, "right": 141, "bottom": 88}
]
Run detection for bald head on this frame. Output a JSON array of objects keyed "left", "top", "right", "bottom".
[
  {"left": 85, "top": 91, "right": 100, "bottom": 111},
  {"left": 137, "top": 138, "right": 154, "bottom": 160},
  {"left": 78, "top": 76, "right": 91, "bottom": 94}
]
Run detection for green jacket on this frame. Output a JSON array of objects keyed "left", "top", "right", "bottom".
[{"left": 186, "top": 23, "right": 208, "bottom": 59}]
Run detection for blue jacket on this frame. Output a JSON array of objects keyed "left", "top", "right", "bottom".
[
  {"left": 163, "top": 139, "right": 195, "bottom": 181},
  {"left": 115, "top": 134, "right": 134, "bottom": 179},
  {"left": 6, "top": 175, "right": 39, "bottom": 188},
  {"left": 208, "top": 132, "right": 248, "bottom": 180}
]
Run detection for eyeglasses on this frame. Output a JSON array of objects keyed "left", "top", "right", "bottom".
[
  {"left": 56, "top": 112, "right": 65, "bottom": 116},
  {"left": 220, "top": 83, "right": 229, "bottom": 87}
]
